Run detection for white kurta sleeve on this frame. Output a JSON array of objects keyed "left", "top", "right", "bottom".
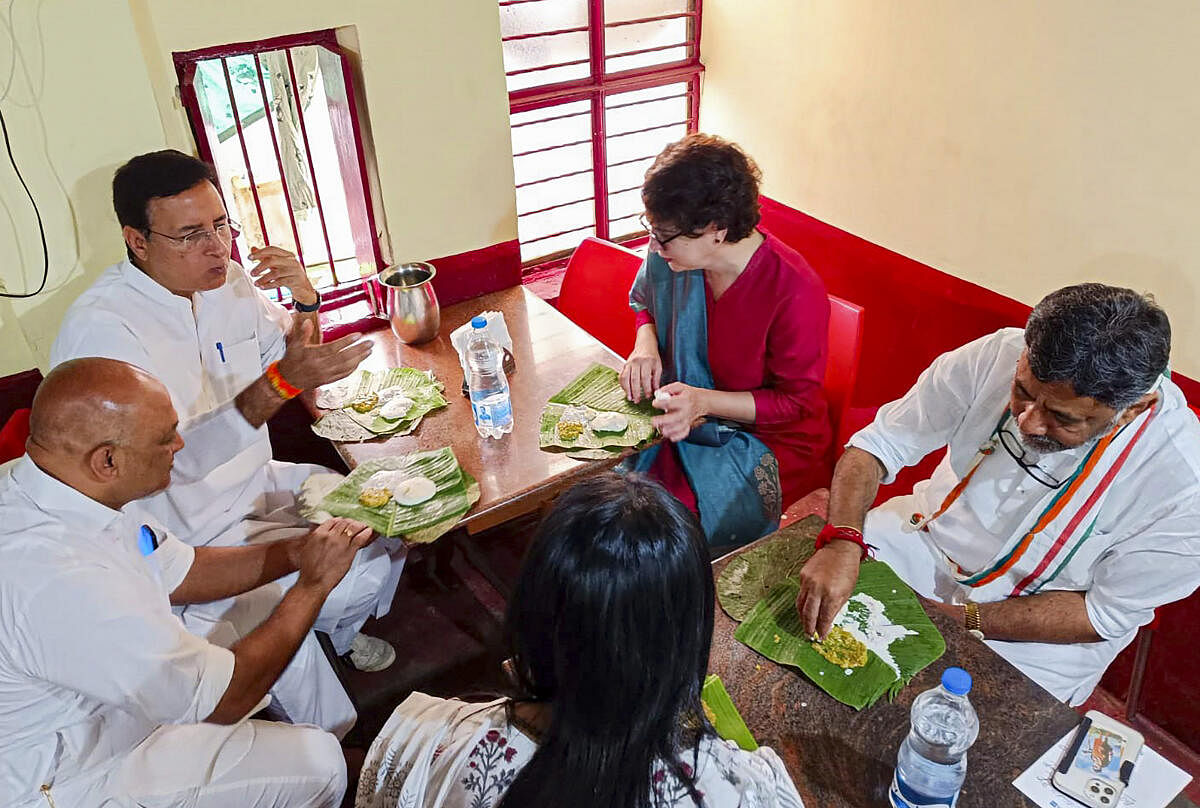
[
  {"left": 169, "top": 399, "right": 263, "bottom": 484},
  {"left": 154, "top": 534, "right": 197, "bottom": 594},
  {"left": 1084, "top": 501, "right": 1200, "bottom": 640},
  {"left": 848, "top": 329, "right": 1016, "bottom": 484},
  {"left": 21, "top": 570, "right": 234, "bottom": 725}
]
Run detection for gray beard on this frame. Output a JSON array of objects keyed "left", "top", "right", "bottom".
[{"left": 1018, "top": 415, "right": 1119, "bottom": 456}]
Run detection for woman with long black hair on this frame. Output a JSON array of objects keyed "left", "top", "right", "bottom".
[{"left": 356, "top": 472, "right": 802, "bottom": 808}]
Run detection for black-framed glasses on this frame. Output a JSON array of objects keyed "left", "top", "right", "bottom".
[
  {"left": 638, "top": 213, "right": 693, "bottom": 247},
  {"left": 147, "top": 219, "right": 239, "bottom": 253},
  {"left": 997, "top": 426, "right": 1067, "bottom": 488}
]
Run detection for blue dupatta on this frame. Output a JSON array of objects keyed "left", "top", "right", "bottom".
[{"left": 627, "top": 251, "right": 782, "bottom": 550}]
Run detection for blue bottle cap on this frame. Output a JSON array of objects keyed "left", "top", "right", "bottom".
[
  {"left": 471, "top": 315, "right": 487, "bottom": 329},
  {"left": 941, "top": 667, "right": 972, "bottom": 696}
]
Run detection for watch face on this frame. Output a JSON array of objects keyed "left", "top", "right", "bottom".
[{"left": 968, "top": 629, "right": 985, "bottom": 640}]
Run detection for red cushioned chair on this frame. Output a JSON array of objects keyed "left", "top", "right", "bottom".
[
  {"left": 0, "top": 408, "right": 31, "bottom": 463},
  {"left": 557, "top": 237, "right": 645, "bottom": 358},
  {"left": 824, "top": 295, "right": 864, "bottom": 452}
]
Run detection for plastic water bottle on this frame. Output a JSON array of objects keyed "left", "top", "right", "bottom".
[
  {"left": 466, "top": 316, "right": 513, "bottom": 439},
  {"left": 889, "top": 667, "right": 979, "bottom": 808}
]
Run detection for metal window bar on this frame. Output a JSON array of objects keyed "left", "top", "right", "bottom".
[
  {"left": 605, "top": 41, "right": 693, "bottom": 63},
  {"left": 252, "top": 52, "right": 308, "bottom": 272},
  {"left": 219, "top": 61, "right": 270, "bottom": 248},
  {"left": 605, "top": 11, "right": 699, "bottom": 28},
  {"left": 518, "top": 194, "right": 596, "bottom": 218},
  {"left": 514, "top": 165, "right": 592, "bottom": 190},
  {"left": 510, "top": 107, "right": 590, "bottom": 128},
  {"left": 501, "top": 25, "right": 590, "bottom": 43},
  {"left": 522, "top": 222, "right": 596, "bottom": 246},
  {"left": 605, "top": 90, "right": 689, "bottom": 112},
  {"left": 284, "top": 47, "right": 340, "bottom": 284},
  {"left": 606, "top": 119, "right": 691, "bottom": 140},
  {"left": 512, "top": 137, "right": 593, "bottom": 159},
  {"left": 506, "top": 58, "right": 592, "bottom": 78}
]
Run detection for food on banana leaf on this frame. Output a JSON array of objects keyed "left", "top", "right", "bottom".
[
  {"left": 811, "top": 625, "right": 868, "bottom": 668},
  {"left": 556, "top": 420, "right": 584, "bottom": 441},
  {"left": 732, "top": 559, "right": 945, "bottom": 710},
  {"left": 379, "top": 396, "right": 416, "bottom": 420},
  {"left": 377, "top": 386, "right": 408, "bottom": 404},
  {"left": 541, "top": 366, "right": 658, "bottom": 453},
  {"left": 311, "top": 368, "right": 448, "bottom": 441},
  {"left": 303, "top": 449, "right": 478, "bottom": 541},
  {"left": 315, "top": 382, "right": 352, "bottom": 409},
  {"left": 391, "top": 476, "right": 437, "bottom": 506},
  {"left": 358, "top": 487, "right": 392, "bottom": 507},
  {"left": 590, "top": 411, "right": 629, "bottom": 433},
  {"left": 701, "top": 701, "right": 717, "bottom": 725},
  {"left": 351, "top": 392, "right": 379, "bottom": 413}
]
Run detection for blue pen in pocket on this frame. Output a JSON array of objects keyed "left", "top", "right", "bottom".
[
  {"left": 138, "top": 524, "right": 160, "bottom": 556},
  {"left": 216, "top": 342, "right": 226, "bottom": 363}
]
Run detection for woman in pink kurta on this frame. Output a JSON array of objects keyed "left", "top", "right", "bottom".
[{"left": 622, "top": 134, "right": 832, "bottom": 548}]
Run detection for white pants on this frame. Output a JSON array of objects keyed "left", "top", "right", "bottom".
[
  {"left": 866, "top": 495, "right": 1117, "bottom": 706},
  {"left": 178, "top": 462, "right": 406, "bottom": 738},
  {"left": 115, "top": 719, "right": 345, "bottom": 808}
]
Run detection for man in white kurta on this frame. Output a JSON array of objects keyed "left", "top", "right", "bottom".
[
  {"left": 797, "top": 285, "right": 1200, "bottom": 705},
  {"left": 50, "top": 150, "right": 400, "bottom": 732},
  {"left": 0, "top": 358, "right": 372, "bottom": 808}
]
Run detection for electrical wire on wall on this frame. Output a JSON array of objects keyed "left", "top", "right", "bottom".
[{"left": 0, "top": 102, "right": 48, "bottom": 298}]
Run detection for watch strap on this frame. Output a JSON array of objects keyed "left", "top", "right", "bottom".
[{"left": 293, "top": 291, "right": 322, "bottom": 312}]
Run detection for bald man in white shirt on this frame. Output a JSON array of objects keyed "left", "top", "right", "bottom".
[
  {"left": 797, "top": 284, "right": 1200, "bottom": 705},
  {"left": 0, "top": 358, "right": 376, "bottom": 808}
]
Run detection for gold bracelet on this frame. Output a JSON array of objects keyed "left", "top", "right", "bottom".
[{"left": 964, "top": 601, "right": 984, "bottom": 640}]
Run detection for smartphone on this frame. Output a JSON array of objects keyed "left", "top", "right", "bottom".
[{"left": 1051, "top": 710, "right": 1144, "bottom": 807}]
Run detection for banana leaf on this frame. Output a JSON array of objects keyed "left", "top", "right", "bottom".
[
  {"left": 717, "top": 515, "right": 822, "bottom": 621},
  {"left": 548, "top": 363, "right": 659, "bottom": 419},
  {"left": 302, "top": 448, "right": 479, "bottom": 542},
  {"left": 539, "top": 403, "right": 656, "bottom": 451},
  {"left": 541, "top": 364, "right": 658, "bottom": 452},
  {"left": 310, "top": 409, "right": 377, "bottom": 442},
  {"left": 312, "top": 367, "right": 448, "bottom": 441},
  {"left": 701, "top": 675, "right": 758, "bottom": 751},
  {"left": 733, "top": 563, "right": 945, "bottom": 710}
]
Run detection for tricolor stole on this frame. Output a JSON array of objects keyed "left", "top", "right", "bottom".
[{"left": 951, "top": 405, "right": 1157, "bottom": 600}]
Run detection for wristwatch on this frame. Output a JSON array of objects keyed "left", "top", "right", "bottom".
[
  {"left": 964, "top": 601, "right": 985, "bottom": 640},
  {"left": 293, "top": 291, "right": 322, "bottom": 313}
]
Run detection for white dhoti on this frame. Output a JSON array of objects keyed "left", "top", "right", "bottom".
[
  {"left": 177, "top": 461, "right": 406, "bottom": 737},
  {"left": 47, "top": 720, "right": 346, "bottom": 808}
]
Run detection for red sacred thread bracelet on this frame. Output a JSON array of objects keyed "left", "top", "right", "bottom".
[{"left": 814, "top": 523, "right": 875, "bottom": 560}]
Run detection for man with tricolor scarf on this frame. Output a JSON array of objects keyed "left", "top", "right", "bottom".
[{"left": 796, "top": 283, "right": 1200, "bottom": 705}]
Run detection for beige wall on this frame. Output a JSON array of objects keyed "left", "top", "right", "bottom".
[
  {"left": 0, "top": 0, "right": 166, "bottom": 375},
  {"left": 700, "top": 1, "right": 1200, "bottom": 376},
  {"left": 0, "top": 0, "right": 516, "bottom": 376}
]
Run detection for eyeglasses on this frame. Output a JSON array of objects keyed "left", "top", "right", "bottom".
[
  {"left": 638, "top": 213, "right": 694, "bottom": 248},
  {"left": 997, "top": 426, "right": 1067, "bottom": 489},
  {"left": 147, "top": 220, "right": 238, "bottom": 253}
]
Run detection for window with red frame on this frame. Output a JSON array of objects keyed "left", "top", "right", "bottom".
[
  {"left": 499, "top": 0, "right": 702, "bottom": 268},
  {"left": 174, "top": 30, "right": 384, "bottom": 312}
]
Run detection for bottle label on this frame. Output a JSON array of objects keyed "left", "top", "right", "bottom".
[
  {"left": 472, "top": 395, "right": 512, "bottom": 427},
  {"left": 889, "top": 772, "right": 956, "bottom": 808}
]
